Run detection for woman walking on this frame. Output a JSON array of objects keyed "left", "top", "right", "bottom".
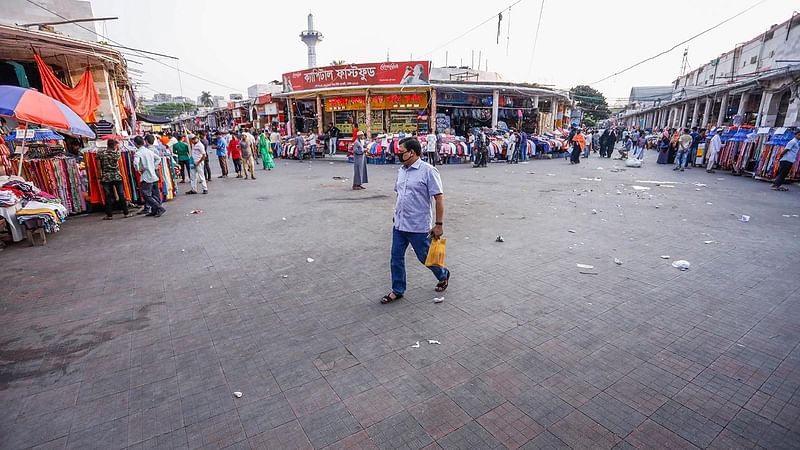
[
  {"left": 259, "top": 131, "right": 275, "bottom": 170},
  {"left": 352, "top": 131, "right": 368, "bottom": 190}
]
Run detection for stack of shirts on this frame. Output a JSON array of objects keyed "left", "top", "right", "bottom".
[
  {"left": 16, "top": 200, "right": 68, "bottom": 233},
  {"left": 0, "top": 190, "right": 19, "bottom": 207}
]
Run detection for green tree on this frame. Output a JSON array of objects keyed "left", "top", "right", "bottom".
[
  {"left": 199, "top": 91, "right": 213, "bottom": 107},
  {"left": 570, "top": 85, "right": 611, "bottom": 123},
  {"left": 329, "top": 60, "right": 346, "bottom": 66},
  {"left": 142, "top": 102, "right": 195, "bottom": 118}
]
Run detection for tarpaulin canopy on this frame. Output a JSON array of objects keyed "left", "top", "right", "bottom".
[
  {"left": 137, "top": 113, "right": 172, "bottom": 124},
  {"left": 34, "top": 53, "right": 100, "bottom": 121}
]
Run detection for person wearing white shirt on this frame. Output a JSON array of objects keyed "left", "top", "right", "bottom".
[
  {"left": 133, "top": 135, "right": 166, "bottom": 217},
  {"left": 188, "top": 134, "right": 208, "bottom": 194},
  {"left": 425, "top": 132, "right": 437, "bottom": 166},
  {"left": 772, "top": 130, "right": 800, "bottom": 191},
  {"left": 706, "top": 132, "right": 722, "bottom": 173}
]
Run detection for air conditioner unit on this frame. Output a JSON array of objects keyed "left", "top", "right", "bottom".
[{"left": 750, "top": 56, "right": 757, "bottom": 64}]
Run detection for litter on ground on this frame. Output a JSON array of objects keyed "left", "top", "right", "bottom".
[
  {"left": 739, "top": 215, "right": 751, "bottom": 223},
  {"left": 614, "top": 258, "right": 623, "bottom": 265},
  {"left": 433, "top": 297, "right": 444, "bottom": 304},
  {"left": 233, "top": 392, "right": 243, "bottom": 398},
  {"left": 672, "top": 260, "right": 691, "bottom": 271},
  {"left": 306, "top": 258, "right": 315, "bottom": 263},
  {"left": 411, "top": 341, "right": 420, "bottom": 349},
  {"left": 632, "top": 186, "right": 651, "bottom": 191},
  {"left": 660, "top": 255, "right": 670, "bottom": 259},
  {"left": 428, "top": 340, "right": 441, "bottom": 345},
  {"left": 576, "top": 263, "right": 594, "bottom": 269}
]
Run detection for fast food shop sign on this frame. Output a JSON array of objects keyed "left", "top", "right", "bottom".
[{"left": 282, "top": 61, "right": 430, "bottom": 92}]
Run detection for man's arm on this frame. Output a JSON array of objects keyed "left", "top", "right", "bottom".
[{"left": 432, "top": 193, "right": 445, "bottom": 238}]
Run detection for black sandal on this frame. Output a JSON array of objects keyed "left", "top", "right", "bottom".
[
  {"left": 381, "top": 292, "right": 403, "bottom": 304},
  {"left": 435, "top": 274, "right": 450, "bottom": 292}
]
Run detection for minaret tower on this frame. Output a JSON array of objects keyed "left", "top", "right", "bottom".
[{"left": 300, "top": 13, "right": 323, "bottom": 68}]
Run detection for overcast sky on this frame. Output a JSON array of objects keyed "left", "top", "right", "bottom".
[{"left": 87, "top": 0, "right": 798, "bottom": 105}]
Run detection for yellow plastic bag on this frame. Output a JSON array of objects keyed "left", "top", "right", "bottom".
[{"left": 425, "top": 238, "right": 447, "bottom": 268}]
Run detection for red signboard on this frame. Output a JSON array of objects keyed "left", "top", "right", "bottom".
[{"left": 282, "top": 61, "right": 430, "bottom": 92}]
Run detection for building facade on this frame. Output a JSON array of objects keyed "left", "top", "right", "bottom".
[{"left": 621, "top": 15, "right": 800, "bottom": 130}]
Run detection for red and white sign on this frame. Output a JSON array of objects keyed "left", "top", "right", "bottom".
[{"left": 282, "top": 61, "right": 430, "bottom": 92}]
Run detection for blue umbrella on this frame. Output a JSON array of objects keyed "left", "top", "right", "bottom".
[{"left": 7, "top": 129, "right": 64, "bottom": 141}]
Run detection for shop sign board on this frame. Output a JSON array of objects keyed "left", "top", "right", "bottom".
[
  {"left": 283, "top": 61, "right": 430, "bottom": 92},
  {"left": 325, "top": 93, "right": 428, "bottom": 112}
]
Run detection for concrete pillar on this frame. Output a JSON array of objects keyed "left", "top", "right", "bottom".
[
  {"left": 702, "top": 98, "right": 712, "bottom": 129},
  {"left": 430, "top": 88, "right": 437, "bottom": 133},
  {"left": 491, "top": 89, "right": 500, "bottom": 129},
  {"left": 315, "top": 94, "right": 323, "bottom": 134},
  {"left": 532, "top": 95, "right": 539, "bottom": 110},
  {"left": 690, "top": 98, "right": 700, "bottom": 128},
  {"left": 550, "top": 98, "right": 558, "bottom": 130},
  {"left": 754, "top": 93, "right": 767, "bottom": 127},
  {"left": 680, "top": 103, "right": 689, "bottom": 129},
  {"left": 717, "top": 93, "right": 728, "bottom": 126},
  {"left": 287, "top": 99, "right": 294, "bottom": 136},
  {"left": 365, "top": 89, "right": 372, "bottom": 139},
  {"left": 737, "top": 93, "right": 749, "bottom": 117}
]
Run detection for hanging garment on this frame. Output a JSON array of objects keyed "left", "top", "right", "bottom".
[{"left": 34, "top": 53, "right": 100, "bottom": 121}]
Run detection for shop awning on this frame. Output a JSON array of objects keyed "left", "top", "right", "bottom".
[{"left": 137, "top": 113, "right": 172, "bottom": 124}]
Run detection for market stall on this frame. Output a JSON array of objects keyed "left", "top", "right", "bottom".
[{"left": 0, "top": 85, "right": 95, "bottom": 244}]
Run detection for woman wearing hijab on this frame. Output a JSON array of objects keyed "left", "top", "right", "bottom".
[
  {"left": 352, "top": 131, "right": 368, "bottom": 190},
  {"left": 259, "top": 131, "right": 275, "bottom": 170},
  {"left": 570, "top": 129, "right": 586, "bottom": 164}
]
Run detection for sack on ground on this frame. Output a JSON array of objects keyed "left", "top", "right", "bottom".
[
  {"left": 625, "top": 158, "right": 642, "bottom": 168},
  {"left": 425, "top": 238, "right": 446, "bottom": 268}
]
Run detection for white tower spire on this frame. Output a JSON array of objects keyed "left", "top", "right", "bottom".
[{"left": 300, "top": 13, "right": 323, "bottom": 68}]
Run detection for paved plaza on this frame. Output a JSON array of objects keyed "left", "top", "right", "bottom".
[{"left": 1, "top": 152, "right": 800, "bottom": 450}]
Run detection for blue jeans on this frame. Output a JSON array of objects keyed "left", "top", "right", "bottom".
[
  {"left": 675, "top": 151, "right": 688, "bottom": 168},
  {"left": 141, "top": 181, "right": 163, "bottom": 213},
  {"left": 391, "top": 228, "right": 449, "bottom": 295}
]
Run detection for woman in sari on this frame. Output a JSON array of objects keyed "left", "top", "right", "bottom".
[{"left": 259, "top": 131, "right": 275, "bottom": 170}]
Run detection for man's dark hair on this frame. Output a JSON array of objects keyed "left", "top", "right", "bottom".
[
  {"left": 144, "top": 134, "right": 155, "bottom": 145},
  {"left": 133, "top": 136, "right": 144, "bottom": 146},
  {"left": 107, "top": 139, "right": 118, "bottom": 149},
  {"left": 399, "top": 137, "right": 422, "bottom": 155}
]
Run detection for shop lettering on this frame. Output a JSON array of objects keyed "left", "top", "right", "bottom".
[{"left": 284, "top": 60, "right": 430, "bottom": 91}]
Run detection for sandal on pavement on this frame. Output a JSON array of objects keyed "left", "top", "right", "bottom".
[
  {"left": 381, "top": 292, "right": 403, "bottom": 304},
  {"left": 435, "top": 274, "right": 450, "bottom": 292}
]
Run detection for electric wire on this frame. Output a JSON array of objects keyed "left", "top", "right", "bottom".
[{"left": 589, "top": 0, "right": 768, "bottom": 85}]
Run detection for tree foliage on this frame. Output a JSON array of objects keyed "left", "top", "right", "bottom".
[
  {"left": 570, "top": 85, "right": 611, "bottom": 122},
  {"left": 199, "top": 91, "right": 213, "bottom": 107},
  {"left": 142, "top": 102, "right": 195, "bottom": 119},
  {"left": 329, "top": 60, "right": 346, "bottom": 66}
]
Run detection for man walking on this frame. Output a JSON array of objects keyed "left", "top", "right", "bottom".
[
  {"left": 706, "top": 130, "right": 722, "bottom": 173},
  {"left": 173, "top": 134, "right": 191, "bottom": 183},
  {"left": 213, "top": 132, "right": 228, "bottom": 178},
  {"left": 327, "top": 124, "right": 340, "bottom": 155},
  {"left": 133, "top": 135, "right": 166, "bottom": 217},
  {"left": 270, "top": 129, "right": 282, "bottom": 158},
  {"left": 187, "top": 134, "right": 208, "bottom": 194},
  {"left": 772, "top": 130, "right": 800, "bottom": 191},
  {"left": 381, "top": 137, "right": 450, "bottom": 304},
  {"left": 674, "top": 128, "right": 692, "bottom": 172},
  {"left": 425, "top": 131, "right": 437, "bottom": 166},
  {"left": 240, "top": 137, "right": 256, "bottom": 180},
  {"left": 199, "top": 131, "right": 212, "bottom": 182},
  {"left": 295, "top": 133, "right": 305, "bottom": 161},
  {"left": 97, "top": 139, "right": 132, "bottom": 220}
]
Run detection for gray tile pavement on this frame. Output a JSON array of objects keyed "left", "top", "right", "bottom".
[{"left": 1, "top": 152, "right": 800, "bottom": 449}]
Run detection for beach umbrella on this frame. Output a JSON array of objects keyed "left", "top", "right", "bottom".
[{"left": 0, "top": 85, "right": 95, "bottom": 175}]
